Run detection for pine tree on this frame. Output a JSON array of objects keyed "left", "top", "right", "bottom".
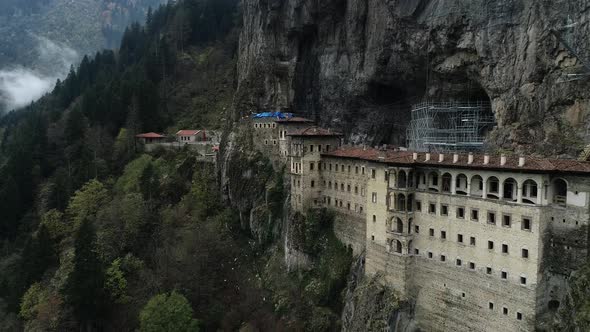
[{"left": 65, "top": 219, "right": 106, "bottom": 327}]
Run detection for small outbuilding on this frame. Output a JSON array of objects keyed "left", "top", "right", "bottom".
[
  {"left": 136, "top": 132, "right": 166, "bottom": 144},
  {"left": 177, "top": 130, "right": 219, "bottom": 143}
]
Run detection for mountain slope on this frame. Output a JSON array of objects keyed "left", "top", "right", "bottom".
[{"left": 0, "top": 0, "right": 165, "bottom": 112}]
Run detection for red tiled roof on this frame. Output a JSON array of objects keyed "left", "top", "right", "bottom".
[
  {"left": 322, "top": 146, "right": 590, "bottom": 174},
  {"left": 136, "top": 132, "right": 166, "bottom": 138},
  {"left": 275, "top": 117, "right": 314, "bottom": 124},
  {"left": 177, "top": 130, "right": 201, "bottom": 136},
  {"left": 288, "top": 126, "right": 342, "bottom": 137}
]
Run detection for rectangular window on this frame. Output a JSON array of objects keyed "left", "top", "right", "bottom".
[
  {"left": 486, "top": 267, "right": 492, "bottom": 275},
  {"left": 456, "top": 259, "right": 462, "bottom": 266},
  {"left": 522, "top": 248, "right": 529, "bottom": 259},
  {"left": 311, "top": 180, "right": 315, "bottom": 188},
  {"left": 347, "top": 203, "right": 351, "bottom": 210},
  {"left": 372, "top": 192, "right": 378, "bottom": 203},
  {"left": 503, "top": 214, "right": 511, "bottom": 227},
  {"left": 440, "top": 255, "right": 446, "bottom": 262},
  {"left": 414, "top": 248, "right": 420, "bottom": 255},
  {"left": 310, "top": 162, "right": 315, "bottom": 171},
  {"left": 469, "top": 262, "right": 476, "bottom": 270},
  {"left": 501, "top": 271, "right": 508, "bottom": 279},
  {"left": 470, "top": 236, "right": 476, "bottom": 246},
  {"left": 371, "top": 169, "right": 376, "bottom": 179},
  {"left": 441, "top": 231, "right": 447, "bottom": 240},
  {"left": 341, "top": 165, "right": 345, "bottom": 172},
  {"left": 471, "top": 209, "right": 479, "bottom": 221},
  {"left": 415, "top": 225, "right": 420, "bottom": 233},
  {"left": 441, "top": 204, "right": 449, "bottom": 216},
  {"left": 429, "top": 203, "right": 436, "bottom": 214},
  {"left": 502, "top": 244, "right": 509, "bottom": 254},
  {"left": 428, "top": 252, "right": 433, "bottom": 259},
  {"left": 503, "top": 307, "right": 508, "bottom": 315},
  {"left": 362, "top": 167, "right": 365, "bottom": 175},
  {"left": 355, "top": 166, "right": 359, "bottom": 174},
  {"left": 489, "top": 302, "right": 494, "bottom": 310},
  {"left": 517, "top": 312, "right": 523, "bottom": 320},
  {"left": 429, "top": 228, "right": 435, "bottom": 237},
  {"left": 384, "top": 171, "right": 388, "bottom": 181},
  {"left": 457, "top": 207, "right": 465, "bottom": 219},
  {"left": 355, "top": 186, "right": 359, "bottom": 194},
  {"left": 348, "top": 165, "right": 351, "bottom": 173},
  {"left": 487, "top": 211, "right": 496, "bottom": 225},
  {"left": 457, "top": 234, "right": 464, "bottom": 243},
  {"left": 416, "top": 201, "right": 422, "bottom": 212},
  {"left": 310, "top": 145, "right": 314, "bottom": 152},
  {"left": 341, "top": 183, "right": 345, "bottom": 191},
  {"left": 488, "top": 241, "right": 494, "bottom": 250},
  {"left": 520, "top": 276, "right": 527, "bottom": 285},
  {"left": 326, "top": 144, "right": 331, "bottom": 152},
  {"left": 490, "top": 180, "right": 499, "bottom": 193},
  {"left": 522, "top": 217, "right": 532, "bottom": 231}
]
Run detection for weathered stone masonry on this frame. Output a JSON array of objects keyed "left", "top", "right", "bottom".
[{"left": 250, "top": 114, "right": 590, "bottom": 331}]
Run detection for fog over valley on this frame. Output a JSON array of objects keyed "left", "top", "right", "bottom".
[{"left": 0, "top": 37, "right": 78, "bottom": 112}]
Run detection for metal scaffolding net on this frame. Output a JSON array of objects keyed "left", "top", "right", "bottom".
[{"left": 407, "top": 101, "right": 495, "bottom": 153}]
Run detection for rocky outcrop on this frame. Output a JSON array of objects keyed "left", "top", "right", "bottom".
[
  {"left": 341, "top": 253, "right": 415, "bottom": 331},
  {"left": 236, "top": 0, "right": 590, "bottom": 155}
]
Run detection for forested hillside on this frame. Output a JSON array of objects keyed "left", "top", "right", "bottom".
[
  {"left": 0, "top": 0, "right": 355, "bottom": 330},
  {"left": 0, "top": 0, "right": 165, "bottom": 68}
]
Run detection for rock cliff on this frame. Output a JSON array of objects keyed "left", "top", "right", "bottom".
[{"left": 235, "top": 0, "right": 590, "bottom": 156}]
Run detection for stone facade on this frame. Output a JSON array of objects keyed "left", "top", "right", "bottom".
[
  {"left": 290, "top": 147, "right": 590, "bottom": 331},
  {"left": 247, "top": 114, "right": 590, "bottom": 331}
]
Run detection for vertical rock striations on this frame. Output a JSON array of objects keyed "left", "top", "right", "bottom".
[{"left": 236, "top": 0, "right": 590, "bottom": 155}]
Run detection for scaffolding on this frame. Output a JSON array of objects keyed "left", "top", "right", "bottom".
[{"left": 407, "top": 101, "right": 495, "bottom": 153}]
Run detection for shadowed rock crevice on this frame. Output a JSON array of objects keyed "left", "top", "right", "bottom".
[{"left": 236, "top": 0, "right": 590, "bottom": 156}]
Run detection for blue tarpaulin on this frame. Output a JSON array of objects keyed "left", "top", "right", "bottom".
[{"left": 252, "top": 112, "right": 293, "bottom": 119}]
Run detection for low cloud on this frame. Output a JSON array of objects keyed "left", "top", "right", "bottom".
[{"left": 0, "top": 36, "right": 79, "bottom": 112}]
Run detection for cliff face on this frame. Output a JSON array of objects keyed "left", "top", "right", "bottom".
[{"left": 236, "top": 0, "right": 590, "bottom": 155}]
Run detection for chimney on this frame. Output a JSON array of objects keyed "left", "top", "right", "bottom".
[
  {"left": 413, "top": 152, "right": 418, "bottom": 161},
  {"left": 453, "top": 153, "right": 459, "bottom": 163},
  {"left": 500, "top": 154, "right": 507, "bottom": 166},
  {"left": 484, "top": 155, "right": 490, "bottom": 165},
  {"left": 468, "top": 153, "right": 474, "bottom": 164},
  {"left": 519, "top": 156, "right": 526, "bottom": 167},
  {"left": 425, "top": 153, "right": 431, "bottom": 161},
  {"left": 439, "top": 153, "right": 444, "bottom": 162}
]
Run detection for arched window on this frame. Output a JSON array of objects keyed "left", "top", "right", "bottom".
[
  {"left": 456, "top": 174, "right": 468, "bottom": 195},
  {"left": 396, "top": 218, "right": 404, "bottom": 233},
  {"left": 487, "top": 176, "right": 500, "bottom": 199},
  {"left": 442, "top": 173, "right": 452, "bottom": 193},
  {"left": 397, "top": 170, "right": 407, "bottom": 188},
  {"left": 397, "top": 194, "right": 406, "bottom": 212},
  {"left": 503, "top": 178, "right": 517, "bottom": 202},
  {"left": 428, "top": 172, "right": 440, "bottom": 192},
  {"left": 396, "top": 240, "right": 403, "bottom": 254},
  {"left": 553, "top": 179, "right": 568, "bottom": 206},
  {"left": 470, "top": 175, "right": 483, "bottom": 197},
  {"left": 407, "top": 194, "right": 414, "bottom": 212},
  {"left": 522, "top": 180, "right": 538, "bottom": 204}
]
